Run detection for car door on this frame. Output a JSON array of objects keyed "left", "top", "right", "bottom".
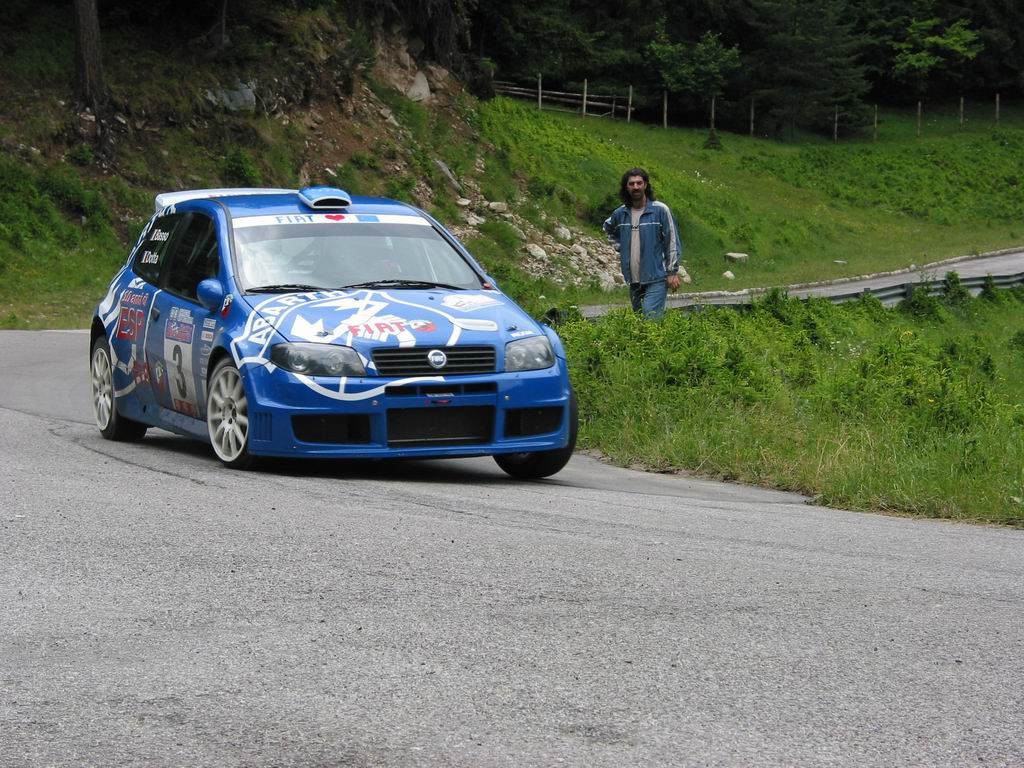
[
  {"left": 109, "top": 212, "right": 184, "bottom": 408},
  {"left": 145, "top": 212, "right": 222, "bottom": 419}
]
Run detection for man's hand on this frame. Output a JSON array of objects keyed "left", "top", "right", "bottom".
[{"left": 666, "top": 274, "right": 682, "bottom": 292}]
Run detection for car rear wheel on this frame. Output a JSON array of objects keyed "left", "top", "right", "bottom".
[
  {"left": 494, "top": 389, "right": 578, "bottom": 479},
  {"left": 207, "top": 358, "right": 256, "bottom": 469},
  {"left": 90, "top": 336, "right": 148, "bottom": 442}
]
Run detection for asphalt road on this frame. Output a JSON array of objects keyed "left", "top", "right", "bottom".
[{"left": 2, "top": 330, "right": 1022, "bottom": 767}]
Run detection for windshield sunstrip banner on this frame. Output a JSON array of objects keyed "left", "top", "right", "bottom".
[{"left": 232, "top": 213, "right": 431, "bottom": 228}]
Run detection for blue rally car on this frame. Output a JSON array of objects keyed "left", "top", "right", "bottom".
[{"left": 90, "top": 186, "right": 577, "bottom": 478}]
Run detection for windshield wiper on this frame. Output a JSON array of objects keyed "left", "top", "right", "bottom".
[
  {"left": 246, "top": 283, "right": 325, "bottom": 293},
  {"left": 339, "top": 279, "right": 467, "bottom": 291}
]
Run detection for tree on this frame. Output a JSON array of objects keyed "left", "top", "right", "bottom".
[
  {"left": 648, "top": 26, "right": 740, "bottom": 131},
  {"left": 72, "top": 0, "right": 106, "bottom": 114},
  {"left": 472, "top": 0, "right": 597, "bottom": 82},
  {"left": 891, "top": 17, "right": 983, "bottom": 98},
  {"left": 745, "top": 0, "right": 870, "bottom": 136},
  {"left": 961, "top": 0, "right": 1024, "bottom": 95}
]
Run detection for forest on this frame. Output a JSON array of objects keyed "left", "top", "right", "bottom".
[
  {"left": 44, "top": 0, "right": 1024, "bottom": 138},
  {"left": 470, "top": 0, "right": 1023, "bottom": 129}
]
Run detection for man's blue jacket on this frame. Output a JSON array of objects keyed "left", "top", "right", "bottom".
[{"left": 602, "top": 199, "right": 682, "bottom": 285}]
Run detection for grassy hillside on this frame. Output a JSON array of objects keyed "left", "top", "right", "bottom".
[
  {"left": 477, "top": 98, "right": 1024, "bottom": 293},
  {"left": 3, "top": 7, "right": 1023, "bottom": 325}
]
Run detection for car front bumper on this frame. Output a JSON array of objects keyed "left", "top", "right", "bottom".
[{"left": 241, "top": 360, "right": 573, "bottom": 459}]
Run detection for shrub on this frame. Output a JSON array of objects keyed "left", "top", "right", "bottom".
[
  {"left": 67, "top": 144, "right": 94, "bottom": 166},
  {"left": 220, "top": 149, "right": 262, "bottom": 186},
  {"left": 899, "top": 285, "right": 945, "bottom": 322},
  {"left": 979, "top": 274, "right": 1001, "bottom": 302},
  {"left": 384, "top": 174, "right": 416, "bottom": 202},
  {"left": 942, "top": 271, "right": 971, "bottom": 306}
]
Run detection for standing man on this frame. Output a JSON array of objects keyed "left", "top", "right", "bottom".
[{"left": 603, "top": 168, "right": 684, "bottom": 319}]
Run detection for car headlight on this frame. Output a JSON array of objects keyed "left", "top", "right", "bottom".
[
  {"left": 505, "top": 335, "right": 555, "bottom": 372},
  {"left": 270, "top": 343, "right": 366, "bottom": 376}
]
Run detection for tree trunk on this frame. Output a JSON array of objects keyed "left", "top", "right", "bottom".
[
  {"left": 219, "top": 0, "right": 229, "bottom": 48},
  {"left": 72, "top": 0, "right": 106, "bottom": 114}
]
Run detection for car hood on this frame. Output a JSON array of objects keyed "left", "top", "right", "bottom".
[{"left": 245, "top": 288, "right": 542, "bottom": 353}]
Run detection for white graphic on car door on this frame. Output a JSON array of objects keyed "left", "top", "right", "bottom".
[{"left": 163, "top": 305, "right": 199, "bottom": 416}]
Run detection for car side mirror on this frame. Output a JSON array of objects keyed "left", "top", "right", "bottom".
[{"left": 197, "top": 278, "right": 225, "bottom": 312}]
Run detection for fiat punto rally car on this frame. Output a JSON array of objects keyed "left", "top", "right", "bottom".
[{"left": 90, "top": 186, "right": 576, "bottom": 478}]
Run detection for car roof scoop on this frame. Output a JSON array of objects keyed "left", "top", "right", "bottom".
[{"left": 298, "top": 186, "right": 353, "bottom": 209}]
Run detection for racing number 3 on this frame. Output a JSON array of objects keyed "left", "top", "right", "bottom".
[{"left": 172, "top": 344, "right": 187, "bottom": 398}]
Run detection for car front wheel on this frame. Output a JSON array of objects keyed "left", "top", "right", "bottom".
[
  {"left": 90, "top": 336, "right": 148, "bottom": 442},
  {"left": 207, "top": 358, "right": 256, "bottom": 469},
  {"left": 494, "top": 390, "right": 578, "bottom": 479}
]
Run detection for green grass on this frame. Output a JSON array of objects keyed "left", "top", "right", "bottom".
[
  {"left": 477, "top": 98, "right": 1024, "bottom": 298},
  {"left": 560, "top": 287, "right": 1024, "bottom": 525},
  {"left": 0, "top": 156, "right": 127, "bottom": 328}
]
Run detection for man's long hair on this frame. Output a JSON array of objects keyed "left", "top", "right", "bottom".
[{"left": 619, "top": 167, "right": 656, "bottom": 206}]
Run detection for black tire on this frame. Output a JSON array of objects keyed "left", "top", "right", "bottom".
[
  {"left": 206, "top": 358, "right": 257, "bottom": 470},
  {"left": 90, "top": 335, "right": 148, "bottom": 442},
  {"left": 495, "top": 389, "right": 578, "bottom": 479}
]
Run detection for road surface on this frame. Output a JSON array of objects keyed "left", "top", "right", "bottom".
[{"left": 2, "top": 330, "right": 1022, "bottom": 767}]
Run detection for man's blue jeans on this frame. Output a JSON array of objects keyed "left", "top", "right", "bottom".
[{"left": 629, "top": 280, "right": 668, "bottom": 319}]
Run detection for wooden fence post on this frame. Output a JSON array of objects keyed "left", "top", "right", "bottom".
[
  {"left": 662, "top": 90, "right": 668, "bottom": 129},
  {"left": 996, "top": 92, "right": 1001, "bottom": 124},
  {"left": 627, "top": 85, "right": 633, "bottom": 123},
  {"left": 916, "top": 101, "right": 922, "bottom": 138},
  {"left": 959, "top": 96, "right": 964, "bottom": 129},
  {"left": 833, "top": 105, "right": 838, "bottom": 142},
  {"left": 537, "top": 73, "right": 542, "bottom": 111},
  {"left": 582, "top": 79, "right": 588, "bottom": 117},
  {"left": 749, "top": 98, "right": 755, "bottom": 137},
  {"left": 873, "top": 104, "right": 878, "bottom": 142}
]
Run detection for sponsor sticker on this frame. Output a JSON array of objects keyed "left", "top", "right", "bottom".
[
  {"left": 165, "top": 306, "right": 195, "bottom": 343},
  {"left": 173, "top": 400, "right": 199, "bottom": 418},
  {"left": 442, "top": 294, "right": 502, "bottom": 312},
  {"left": 131, "top": 361, "right": 150, "bottom": 385},
  {"left": 152, "top": 360, "right": 167, "bottom": 392},
  {"left": 116, "top": 307, "right": 145, "bottom": 341},
  {"left": 121, "top": 290, "right": 149, "bottom": 306},
  {"left": 166, "top": 321, "right": 193, "bottom": 342}
]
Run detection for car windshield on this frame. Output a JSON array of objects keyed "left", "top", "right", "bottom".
[{"left": 233, "top": 220, "right": 483, "bottom": 292}]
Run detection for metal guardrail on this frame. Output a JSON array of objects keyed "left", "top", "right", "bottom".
[
  {"left": 815, "top": 272, "right": 1024, "bottom": 307},
  {"left": 578, "top": 249, "right": 1024, "bottom": 318}
]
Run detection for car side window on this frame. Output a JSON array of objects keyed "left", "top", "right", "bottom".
[
  {"left": 164, "top": 214, "right": 220, "bottom": 303},
  {"left": 132, "top": 214, "right": 182, "bottom": 285}
]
